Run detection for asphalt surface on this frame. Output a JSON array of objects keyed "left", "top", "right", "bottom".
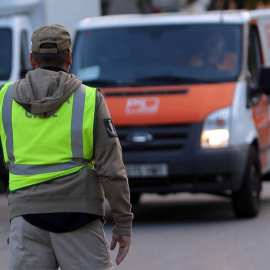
[{"left": 2, "top": 184, "right": 270, "bottom": 269}]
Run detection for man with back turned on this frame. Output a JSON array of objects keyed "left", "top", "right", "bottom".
[{"left": 1, "top": 24, "right": 133, "bottom": 270}]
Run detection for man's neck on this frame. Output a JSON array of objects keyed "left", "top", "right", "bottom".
[{"left": 40, "top": 66, "right": 68, "bottom": 73}]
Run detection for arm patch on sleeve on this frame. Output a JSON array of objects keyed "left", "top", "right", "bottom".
[{"left": 104, "top": 118, "right": 118, "bottom": 138}]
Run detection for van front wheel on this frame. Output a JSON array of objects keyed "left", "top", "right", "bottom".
[{"left": 231, "top": 147, "right": 261, "bottom": 218}]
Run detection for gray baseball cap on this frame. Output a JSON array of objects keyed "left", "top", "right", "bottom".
[{"left": 31, "top": 24, "right": 71, "bottom": 53}]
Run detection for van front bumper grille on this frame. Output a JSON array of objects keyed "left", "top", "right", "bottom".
[{"left": 117, "top": 124, "right": 190, "bottom": 151}]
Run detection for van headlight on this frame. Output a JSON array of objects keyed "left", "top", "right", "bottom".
[{"left": 200, "top": 107, "right": 231, "bottom": 149}]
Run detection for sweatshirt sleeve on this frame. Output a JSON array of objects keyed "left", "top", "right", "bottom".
[{"left": 94, "top": 90, "right": 133, "bottom": 236}]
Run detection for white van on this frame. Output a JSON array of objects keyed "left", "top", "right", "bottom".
[
  {"left": 0, "top": 0, "right": 101, "bottom": 85},
  {"left": 71, "top": 10, "right": 270, "bottom": 218}
]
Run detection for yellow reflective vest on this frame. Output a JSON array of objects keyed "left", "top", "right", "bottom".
[{"left": 0, "top": 83, "right": 97, "bottom": 192}]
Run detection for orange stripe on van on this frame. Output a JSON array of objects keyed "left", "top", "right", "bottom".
[{"left": 101, "top": 83, "right": 236, "bottom": 126}]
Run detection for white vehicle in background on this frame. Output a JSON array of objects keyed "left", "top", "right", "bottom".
[
  {"left": 0, "top": 0, "right": 101, "bottom": 190},
  {"left": 0, "top": 0, "right": 101, "bottom": 85},
  {"left": 71, "top": 10, "right": 270, "bottom": 218}
]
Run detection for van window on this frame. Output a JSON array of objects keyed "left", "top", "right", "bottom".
[
  {"left": 0, "top": 29, "right": 12, "bottom": 81},
  {"left": 20, "top": 30, "right": 31, "bottom": 79},
  {"left": 248, "top": 25, "right": 262, "bottom": 88},
  {"left": 71, "top": 24, "right": 242, "bottom": 87}
]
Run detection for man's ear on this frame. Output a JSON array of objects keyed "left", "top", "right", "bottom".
[
  {"left": 67, "top": 50, "right": 72, "bottom": 66},
  {"left": 30, "top": 53, "right": 36, "bottom": 67}
]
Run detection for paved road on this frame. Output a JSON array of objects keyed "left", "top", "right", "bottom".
[
  {"left": 0, "top": 193, "right": 9, "bottom": 270},
  {"left": 2, "top": 184, "right": 270, "bottom": 269}
]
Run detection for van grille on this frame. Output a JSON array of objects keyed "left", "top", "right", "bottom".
[{"left": 117, "top": 124, "right": 189, "bottom": 151}]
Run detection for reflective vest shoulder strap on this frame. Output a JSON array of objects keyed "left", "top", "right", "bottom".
[{"left": 0, "top": 83, "right": 14, "bottom": 164}]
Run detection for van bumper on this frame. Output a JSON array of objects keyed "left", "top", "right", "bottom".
[{"left": 124, "top": 145, "right": 249, "bottom": 194}]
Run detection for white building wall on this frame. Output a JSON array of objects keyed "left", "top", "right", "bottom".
[{"left": 107, "top": 0, "right": 140, "bottom": 14}]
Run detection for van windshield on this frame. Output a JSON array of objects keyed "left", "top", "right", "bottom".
[
  {"left": 0, "top": 29, "right": 12, "bottom": 81},
  {"left": 71, "top": 24, "right": 242, "bottom": 87}
]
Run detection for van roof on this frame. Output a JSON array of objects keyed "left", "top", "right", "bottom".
[{"left": 76, "top": 9, "right": 270, "bottom": 30}]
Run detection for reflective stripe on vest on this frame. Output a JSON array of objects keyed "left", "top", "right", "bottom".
[{"left": 0, "top": 83, "right": 97, "bottom": 192}]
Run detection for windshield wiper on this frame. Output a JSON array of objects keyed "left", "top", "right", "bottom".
[
  {"left": 83, "top": 79, "right": 121, "bottom": 87},
  {"left": 135, "top": 75, "right": 210, "bottom": 84}
]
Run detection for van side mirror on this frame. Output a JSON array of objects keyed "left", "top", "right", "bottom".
[{"left": 257, "top": 67, "right": 270, "bottom": 95}]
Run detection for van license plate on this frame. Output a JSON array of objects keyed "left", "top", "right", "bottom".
[{"left": 125, "top": 164, "right": 168, "bottom": 178}]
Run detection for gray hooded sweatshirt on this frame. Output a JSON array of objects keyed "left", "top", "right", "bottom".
[
  {"left": 13, "top": 68, "right": 81, "bottom": 117},
  {"left": 7, "top": 68, "right": 133, "bottom": 236}
]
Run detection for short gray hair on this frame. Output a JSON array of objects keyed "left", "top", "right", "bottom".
[{"left": 32, "top": 45, "right": 69, "bottom": 66}]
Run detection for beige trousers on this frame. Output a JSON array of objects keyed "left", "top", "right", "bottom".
[{"left": 9, "top": 216, "right": 114, "bottom": 270}]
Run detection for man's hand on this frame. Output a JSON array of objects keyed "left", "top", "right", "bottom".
[{"left": 110, "top": 234, "right": 131, "bottom": 265}]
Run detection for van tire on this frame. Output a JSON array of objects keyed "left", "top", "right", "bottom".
[{"left": 232, "top": 146, "right": 261, "bottom": 218}]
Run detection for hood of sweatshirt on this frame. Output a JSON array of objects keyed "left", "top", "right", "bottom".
[{"left": 13, "top": 68, "right": 82, "bottom": 118}]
